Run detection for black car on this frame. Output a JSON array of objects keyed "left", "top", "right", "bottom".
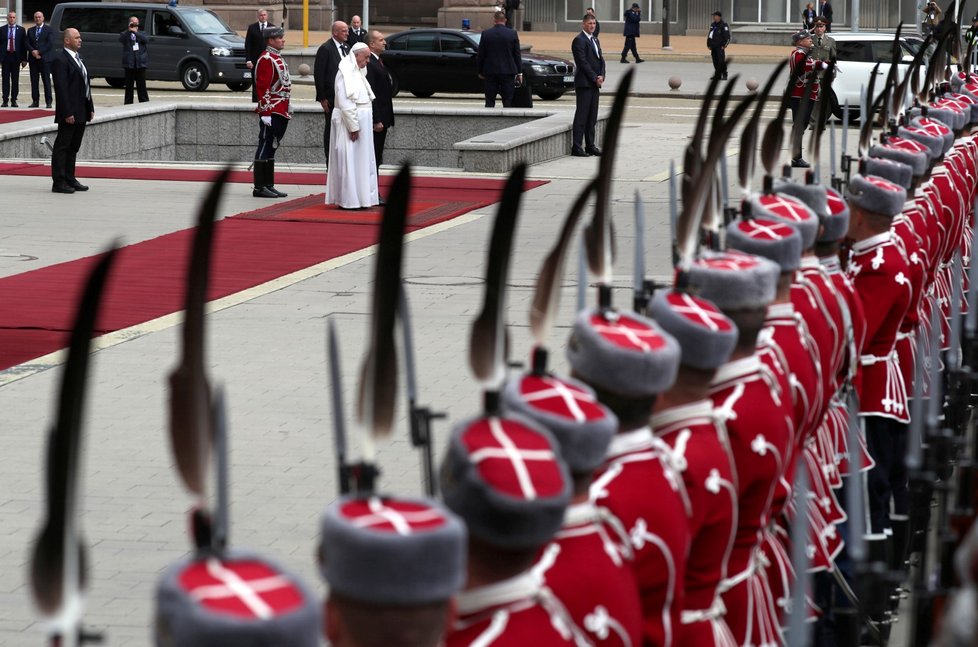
[{"left": 381, "top": 28, "right": 575, "bottom": 100}]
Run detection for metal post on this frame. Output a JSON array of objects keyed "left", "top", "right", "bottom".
[
  {"left": 661, "top": 0, "right": 671, "bottom": 50},
  {"left": 851, "top": 0, "right": 860, "bottom": 32}
]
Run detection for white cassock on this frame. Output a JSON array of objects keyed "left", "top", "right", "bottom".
[{"left": 325, "top": 61, "right": 379, "bottom": 209}]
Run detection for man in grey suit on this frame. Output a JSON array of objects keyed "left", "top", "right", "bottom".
[
  {"left": 571, "top": 13, "right": 605, "bottom": 157},
  {"left": 27, "top": 12, "right": 54, "bottom": 108},
  {"left": 476, "top": 11, "right": 522, "bottom": 108}
]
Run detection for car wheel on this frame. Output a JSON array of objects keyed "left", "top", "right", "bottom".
[
  {"left": 105, "top": 77, "right": 125, "bottom": 89},
  {"left": 390, "top": 73, "right": 400, "bottom": 97},
  {"left": 181, "top": 61, "right": 210, "bottom": 92},
  {"left": 411, "top": 90, "right": 435, "bottom": 98},
  {"left": 226, "top": 81, "right": 251, "bottom": 92},
  {"left": 535, "top": 90, "right": 564, "bottom": 101}
]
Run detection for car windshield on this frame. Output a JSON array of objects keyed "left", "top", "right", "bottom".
[
  {"left": 905, "top": 38, "right": 937, "bottom": 59},
  {"left": 467, "top": 32, "right": 481, "bottom": 45},
  {"left": 179, "top": 8, "right": 234, "bottom": 34}
]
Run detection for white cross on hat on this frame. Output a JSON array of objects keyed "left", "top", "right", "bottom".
[
  {"left": 761, "top": 195, "right": 813, "bottom": 223},
  {"left": 739, "top": 218, "right": 794, "bottom": 240},
  {"left": 467, "top": 417, "right": 561, "bottom": 500},
  {"left": 347, "top": 497, "right": 447, "bottom": 535},
  {"left": 520, "top": 375, "right": 601, "bottom": 422},
  {"left": 666, "top": 292, "right": 732, "bottom": 332},
  {"left": 590, "top": 314, "right": 668, "bottom": 352},
  {"left": 185, "top": 558, "right": 298, "bottom": 619}
]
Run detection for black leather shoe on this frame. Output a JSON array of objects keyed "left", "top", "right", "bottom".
[
  {"left": 378, "top": 198, "right": 386, "bottom": 206},
  {"left": 28, "top": 102, "right": 39, "bottom": 108},
  {"left": 571, "top": 147, "right": 588, "bottom": 157},
  {"left": 1, "top": 101, "right": 7, "bottom": 107},
  {"left": 709, "top": 76, "right": 718, "bottom": 81},
  {"left": 266, "top": 186, "right": 288, "bottom": 198},
  {"left": 10, "top": 100, "right": 17, "bottom": 107},
  {"left": 253, "top": 186, "right": 278, "bottom": 198},
  {"left": 620, "top": 58, "right": 628, "bottom": 63},
  {"left": 636, "top": 58, "right": 645, "bottom": 63},
  {"left": 791, "top": 157, "right": 811, "bottom": 168},
  {"left": 586, "top": 147, "right": 602, "bottom": 156},
  {"left": 721, "top": 74, "right": 728, "bottom": 80},
  {"left": 45, "top": 103, "right": 52, "bottom": 109},
  {"left": 69, "top": 180, "right": 89, "bottom": 191},
  {"left": 52, "top": 184, "right": 75, "bottom": 194}
]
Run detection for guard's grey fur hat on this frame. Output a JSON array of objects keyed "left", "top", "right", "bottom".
[
  {"left": 648, "top": 290, "right": 738, "bottom": 370},
  {"left": 440, "top": 413, "right": 571, "bottom": 550},
  {"left": 898, "top": 126, "right": 943, "bottom": 160},
  {"left": 566, "top": 309, "right": 681, "bottom": 398},
  {"left": 726, "top": 217, "right": 804, "bottom": 272},
  {"left": 318, "top": 495, "right": 466, "bottom": 605},
  {"left": 748, "top": 192, "right": 819, "bottom": 249},
  {"left": 502, "top": 373, "right": 617, "bottom": 475},
  {"left": 869, "top": 143, "right": 928, "bottom": 177},
  {"left": 863, "top": 156, "right": 913, "bottom": 189},
  {"left": 155, "top": 549, "right": 320, "bottom": 647},
  {"left": 819, "top": 186, "right": 851, "bottom": 242},
  {"left": 262, "top": 26, "right": 284, "bottom": 39},
  {"left": 847, "top": 173, "right": 907, "bottom": 218},
  {"left": 948, "top": 93, "right": 978, "bottom": 123},
  {"left": 910, "top": 116, "right": 955, "bottom": 154},
  {"left": 772, "top": 177, "right": 829, "bottom": 218},
  {"left": 909, "top": 106, "right": 960, "bottom": 132},
  {"left": 683, "top": 249, "right": 780, "bottom": 311},
  {"left": 792, "top": 29, "right": 811, "bottom": 44}
]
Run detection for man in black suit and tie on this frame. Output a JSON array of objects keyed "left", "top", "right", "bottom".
[
  {"left": 571, "top": 13, "right": 605, "bottom": 157},
  {"left": 477, "top": 11, "right": 522, "bottom": 108},
  {"left": 51, "top": 28, "right": 94, "bottom": 194},
  {"left": 27, "top": 11, "right": 54, "bottom": 108},
  {"left": 314, "top": 20, "right": 349, "bottom": 167},
  {"left": 366, "top": 30, "right": 394, "bottom": 175},
  {"left": 1, "top": 11, "right": 28, "bottom": 107},
  {"left": 245, "top": 8, "right": 269, "bottom": 102},
  {"left": 347, "top": 16, "right": 366, "bottom": 46}
]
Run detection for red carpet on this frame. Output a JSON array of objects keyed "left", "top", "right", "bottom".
[
  {"left": 0, "top": 172, "right": 547, "bottom": 371},
  {"left": 0, "top": 108, "right": 53, "bottom": 124}
]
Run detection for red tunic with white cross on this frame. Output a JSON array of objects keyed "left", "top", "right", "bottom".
[
  {"left": 539, "top": 502, "right": 644, "bottom": 647},
  {"left": 590, "top": 427, "right": 690, "bottom": 647},
  {"left": 846, "top": 230, "right": 912, "bottom": 420},
  {"left": 652, "top": 400, "right": 739, "bottom": 647},
  {"left": 710, "top": 355, "right": 794, "bottom": 647},
  {"left": 255, "top": 47, "right": 291, "bottom": 118},
  {"left": 788, "top": 47, "right": 825, "bottom": 100}
]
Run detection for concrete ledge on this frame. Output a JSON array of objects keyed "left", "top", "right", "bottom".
[
  {"left": 0, "top": 102, "right": 586, "bottom": 171},
  {"left": 455, "top": 109, "right": 609, "bottom": 172}
]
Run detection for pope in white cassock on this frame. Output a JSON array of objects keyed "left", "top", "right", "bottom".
[{"left": 325, "top": 42, "right": 380, "bottom": 209}]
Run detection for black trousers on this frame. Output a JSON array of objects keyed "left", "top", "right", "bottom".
[
  {"left": 255, "top": 114, "right": 289, "bottom": 160},
  {"left": 29, "top": 58, "right": 52, "bottom": 105},
  {"left": 484, "top": 74, "right": 515, "bottom": 108},
  {"left": 1, "top": 55, "right": 20, "bottom": 101},
  {"left": 864, "top": 416, "right": 909, "bottom": 535},
  {"left": 322, "top": 108, "right": 333, "bottom": 166},
  {"left": 123, "top": 67, "right": 149, "bottom": 104},
  {"left": 710, "top": 47, "right": 726, "bottom": 77},
  {"left": 621, "top": 36, "right": 639, "bottom": 60},
  {"left": 573, "top": 86, "right": 600, "bottom": 149},
  {"left": 374, "top": 125, "right": 388, "bottom": 169},
  {"left": 789, "top": 96, "right": 816, "bottom": 159},
  {"left": 51, "top": 120, "right": 87, "bottom": 185}
]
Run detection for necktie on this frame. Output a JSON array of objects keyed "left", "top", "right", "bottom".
[
  {"left": 260, "top": 22, "right": 265, "bottom": 31},
  {"left": 7, "top": 28, "right": 13, "bottom": 53},
  {"left": 592, "top": 37, "right": 600, "bottom": 57},
  {"left": 341, "top": 43, "right": 349, "bottom": 56},
  {"left": 76, "top": 53, "right": 90, "bottom": 98}
]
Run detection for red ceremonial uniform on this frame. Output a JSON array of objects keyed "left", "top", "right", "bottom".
[
  {"left": 539, "top": 502, "right": 644, "bottom": 647},
  {"left": 788, "top": 47, "right": 826, "bottom": 100},
  {"left": 710, "top": 355, "right": 794, "bottom": 647},
  {"left": 847, "top": 230, "right": 913, "bottom": 421},
  {"left": 448, "top": 571, "right": 587, "bottom": 646},
  {"left": 652, "top": 400, "right": 739, "bottom": 647},
  {"left": 590, "top": 427, "right": 690, "bottom": 647},
  {"left": 255, "top": 46, "right": 291, "bottom": 118}
]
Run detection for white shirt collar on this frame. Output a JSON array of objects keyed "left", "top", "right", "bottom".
[
  {"left": 651, "top": 399, "right": 714, "bottom": 432},
  {"left": 766, "top": 301, "right": 796, "bottom": 318},
  {"left": 456, "top": 570, "right": 540, "bottom": 615},
  {"left": 852, "top": 230, "right": 892, "bottom": 253},
  {"left": 711, "top": 354, "right": 761, "bottom": 386},
  {"left": 606, "top": 425, "right": 655, "bottom": 458},
  {"left": 819, "top": 255, "right": 841, "bottom": 272},
  {"left": 562, "top": 500, "right": 599, "bottom": 527}
]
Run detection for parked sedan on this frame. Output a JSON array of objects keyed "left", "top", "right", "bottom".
[
  {"left": 381, "top": 28, "right": 575, "bottom": 100},
  {"left": 830, "top": 32, "right": 923, "bottom": 119}
]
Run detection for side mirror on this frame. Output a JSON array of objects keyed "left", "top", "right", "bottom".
[
  {"left": 169, "top": 25, "right": 185, "bottom": 36},
  {"left": 464, "top": 46, "right": 476, "bottom": 55}
]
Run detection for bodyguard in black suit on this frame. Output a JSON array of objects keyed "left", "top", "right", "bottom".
[
  {"left": 119, "top": 16, "right": 150, "bottom": 104},
  {"left": 51, "top": 28, "right": 94, "bottom": 194},
  {"left": 27, "top": 12, "right": 54, "bottom": 108},
  {"left": 346, "top": 16, "right": 366, "bottom": 46},
  {"left": 571, "top": 13, "right": 605, "bottom": 157},
  {"left": 244, "top": 9, "right": 270, "bottom": 102},
  {"left": 314, "top": 20, "right": 349, "bottom": 166},
  {"left": 366, "top": 30, "right": 394, "bottom": 172},
  {"left": 1, "top": 12, "right": 28, "bottom": 107},
  {"left": 476, "top": 12, "right": 522, "bottom": 108}
]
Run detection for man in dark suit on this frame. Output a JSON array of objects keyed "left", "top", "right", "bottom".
[
  {"left": 366, "top": 30, "right": 394, "bottom": 176},
  {"left": 1, "top": 11, "right": 28, "bottom": 107},
  {"left": 347, "top": 16, "right": 366, "bottom": 46},
  {"left": 27, "top": 11, "right": 54, "bottom": 108},
  {"left": 477, "top": 11, "right": 522, "bottom": 108},
  {"left": 51, "top": 28, "right": 94, "bottom": 194},
  {"left": 571, "top": 13, "right": 605, "bottom": 157},
  {"left": 314, "top": 20, "right": 349, "bottom": 167},
  {"left": 620, "top": 3, "right": 643, "bottom": 63},
  {"left": 818, "top": 0, "right": 833, "bottom": 31},
  {"left": 244, "top": 8, "right": 270, "bottom": 102},
  {"left": 119, "top": 16, "right": 150, "bottom": 104}
]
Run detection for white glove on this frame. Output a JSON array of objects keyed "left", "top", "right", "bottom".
[{"left": 261, "top": 115, "right": 272, "bottom": 126}]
